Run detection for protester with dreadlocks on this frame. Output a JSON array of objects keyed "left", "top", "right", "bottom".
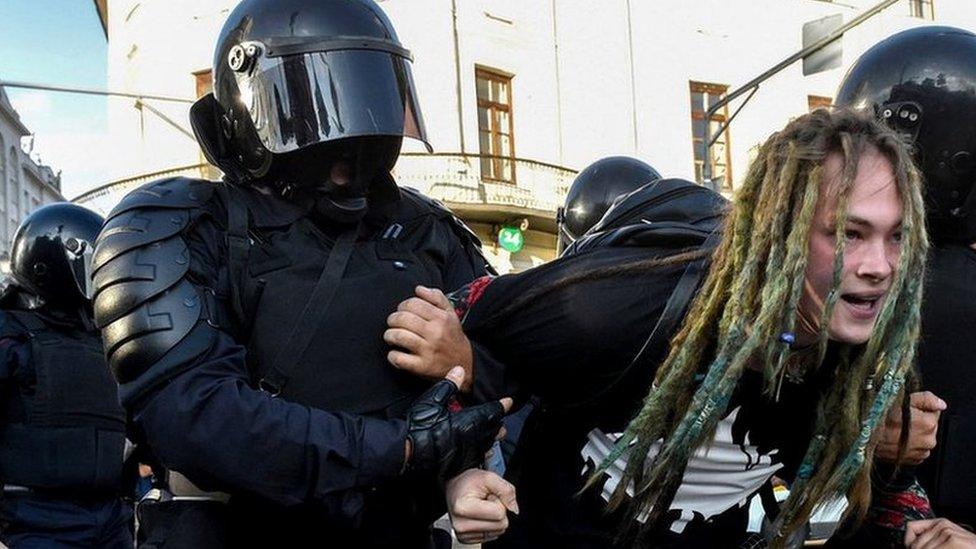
[{"left": 384, "top": 108, "right": 934, "bottom": 548}]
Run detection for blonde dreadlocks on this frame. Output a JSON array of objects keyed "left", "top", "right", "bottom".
[{"left": 586, "top": 108, "right": 928, "bottom": 547}]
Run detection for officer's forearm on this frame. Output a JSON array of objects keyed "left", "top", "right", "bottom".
[{"left": 131, "top": 340, "right": 407, "bottom": 508}]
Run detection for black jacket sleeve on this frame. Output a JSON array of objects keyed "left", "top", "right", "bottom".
[{"left": 453, "top": 246, "right": 685, "bottom": 418}]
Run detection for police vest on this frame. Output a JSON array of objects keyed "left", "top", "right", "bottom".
[
  {"left": 0, "top": 310, "right": 126, "bottom": 491},
  {"left": 222, "top": 186, "right": 472, "bottom": 418}
]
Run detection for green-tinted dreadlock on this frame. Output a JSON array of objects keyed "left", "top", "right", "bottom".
[{"left": 586, "top": 108, "right": 929, "bottom": 547}]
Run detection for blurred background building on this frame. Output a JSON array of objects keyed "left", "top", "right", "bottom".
[
  {"left": 0, "top": 86, "right": 65, "bottom": 269},
  {"left": 73, "top": 0, "right": 976, "bottom": 272}
]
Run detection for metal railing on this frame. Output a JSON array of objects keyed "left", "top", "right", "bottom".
[
  {"left": 71, "top": 153, "right": 577, "bottom": 220},
  {"left": 71, "top": 163, "right": 210, "bottom": 214}
]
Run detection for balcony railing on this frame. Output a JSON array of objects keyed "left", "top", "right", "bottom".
[
  {"left": 72, "top": 154, "right": 577, "bottom": 229},
  {"left": 395, "top": 153, "right": 577, "bottom": 230}
]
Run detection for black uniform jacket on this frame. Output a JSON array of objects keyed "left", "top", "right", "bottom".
[{"left": 92, "top": 176, "right": 499, "bottom": 546}]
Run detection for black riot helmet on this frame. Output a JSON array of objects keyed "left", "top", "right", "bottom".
[
  {"left": 9, "top": 203, "right": 104, "bottom": 308},
  {"left": 836, "top": 26, "right": 976, "bottom": 245},
  {"left": 192, "top": 0, "right": 430, "bottom": 218},
  {"left": 557, "top": 156, "right": 661, "bottom": 254}
]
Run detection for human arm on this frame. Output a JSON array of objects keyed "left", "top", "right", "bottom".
[{"left": 386, "top": 246, "right": 685, "bottom": 419}]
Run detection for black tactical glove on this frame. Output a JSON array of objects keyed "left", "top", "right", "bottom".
[{"left": 404, "top": 377, "right": 505, "bottom": 480}]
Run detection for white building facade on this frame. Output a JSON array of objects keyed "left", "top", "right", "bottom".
[
  {"left": 0, "top": 86, "right": 66, "bottom": 264},
  {"left": 80, "top": 0, "right": 976, "bottom": 271}
]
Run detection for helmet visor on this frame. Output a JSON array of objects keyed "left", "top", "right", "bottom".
[
  {"left": 66, "top": 239, "right": 95, "bottom": 301},
  {"left": 234, "top": 49, "right": 430, "bottom": 154}
]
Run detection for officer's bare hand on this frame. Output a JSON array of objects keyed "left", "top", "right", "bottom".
[
  {"left": 447, "top": 469, "right": 518, "bottom": 545},
  {"left": 386, "top": 286, "right": 474, "bottom": 390},
  {"left": 905, "top": 518, "right": 976, "bottom": 549},
  {"left": 875, "top": 391, "right": 946, "bottom": 465}
]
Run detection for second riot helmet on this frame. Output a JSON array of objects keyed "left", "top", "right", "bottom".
[
  {"left": 9, "top": 203, "right": 104, "bottom": 308},
  {"left": 836, "top": 26, "right": 976, "bottom": 244},
  {"left": 557, "top": 156, "right": 661, "bottom": 254}
]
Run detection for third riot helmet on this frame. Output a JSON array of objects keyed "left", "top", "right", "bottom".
[
  {"left": 836, "top": 26, "right": 976, "bottom": 244},
  {"left": 557, "top": 156, "right": 661, "bottom": 254},
  {"left": 9, "top": 203, "right": 104, "bottom": 308}
]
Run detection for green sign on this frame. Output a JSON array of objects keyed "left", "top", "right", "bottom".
[{"left": 497, "top": 226, "right": 525, "bottom": 253}]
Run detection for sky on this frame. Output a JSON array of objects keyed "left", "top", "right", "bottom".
[{"left": 0, "top": 0, "right": 109, "bottom": 199}]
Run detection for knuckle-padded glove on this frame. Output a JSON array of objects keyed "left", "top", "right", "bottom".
[{"left": 404, "top": 378, "right": 504, "bottom": 480}]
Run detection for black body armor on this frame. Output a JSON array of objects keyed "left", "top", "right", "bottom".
[{"left": 0, "top": 310, "right": 125, "bottom": 491}]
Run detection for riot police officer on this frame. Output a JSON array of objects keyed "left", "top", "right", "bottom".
[
  {"left": 91, "top": 0, "right": 508, "bottom": 546},
  {"left": 557, "top": 156, "right": 661, "bottom": 254},
  {"left": 0, "top": 203, "right": 131, "bottom": 547},
  {"left": 837, "top": 25, "right": 976, "bottom": 531}
]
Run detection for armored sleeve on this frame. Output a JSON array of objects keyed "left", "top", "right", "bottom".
[{"left": 92, "top": 177, "right": 407, "bottom": 512}]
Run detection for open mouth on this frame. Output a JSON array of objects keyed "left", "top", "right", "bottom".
[{"left": 840, "top": 292, "right": 884, "bottom": 317}]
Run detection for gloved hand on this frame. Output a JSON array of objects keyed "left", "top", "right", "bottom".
[{"left": 404, "top": 366, "right": 512, "bottom": 480}]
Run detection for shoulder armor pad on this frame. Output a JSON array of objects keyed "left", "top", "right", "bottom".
[
  {"left": 93, "top": 208, "right": 191, "bottom": 273},
  {"left": 93, "top": 236, "right": 190, "bottom": 326},
  {"left": 92, "top": 177, "right": 216, "bottom": 385},
  {"left": 106, "top": 177, "right": 215, "bottom": 220},
  {"left": 100, "top": 280, "right": 202, "bottom": 384}
]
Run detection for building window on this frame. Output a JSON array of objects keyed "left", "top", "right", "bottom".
[
  {"left": 909, "top": 0, "right": 934, "bottom": 19},
  {"left": 808, "top": 95, "right": 833, "bottom": 112},
  {"left": 690, "top": 81, "right": 732, "bottom": 190},
  {"left": 476, "top": 68, "right": 516, "bottom": 183},
  {"left": 194, "top": 69, "right": 213, "bottom": 98}
]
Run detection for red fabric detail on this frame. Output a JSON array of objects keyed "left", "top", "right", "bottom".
[
  {"left": 874, "top": 509, "right": 907, "bottom": 529},
  {"left": 453, "top": 276, "right": 493, "bottom": 318},
  {"left": 878, "top": 488, "right": 932, "bottom": 517}
]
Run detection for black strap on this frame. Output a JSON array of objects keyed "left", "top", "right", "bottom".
[
  {"left": 258, "top": 224, "right": 361, "bottom": 396},
  {"left": 564, "top": 229, "right": 722, "bottom": 411},
  {"left": 220, "top": 185, "right": 251, "bottom": 326},
  {"left": 758, "top": 479, "right": 781, "bottom": 521},
  {"left": 7, "top": 310, "right": 46, "bottom": 332},
  {"left": 6, "top": 311, "right": 60, "bottom": 346}
]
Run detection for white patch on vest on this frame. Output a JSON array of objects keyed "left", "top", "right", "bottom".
[{"left": 580, "top": 407, "right": 782, "bottom": 533}]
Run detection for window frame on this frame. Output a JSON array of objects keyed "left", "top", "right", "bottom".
[
  {"left": 689, "top": 81, "right": 733, "bottom": 190},
  {"left": 909, "top": 0, "right": 935, "bottom": 20},
  {"left": 475, "top": 67, "right": 517, "bottom": 184}
]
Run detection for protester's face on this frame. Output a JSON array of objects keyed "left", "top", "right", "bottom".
[{"left": 797, "top": 147, "right": 903, "bottom": 346}]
